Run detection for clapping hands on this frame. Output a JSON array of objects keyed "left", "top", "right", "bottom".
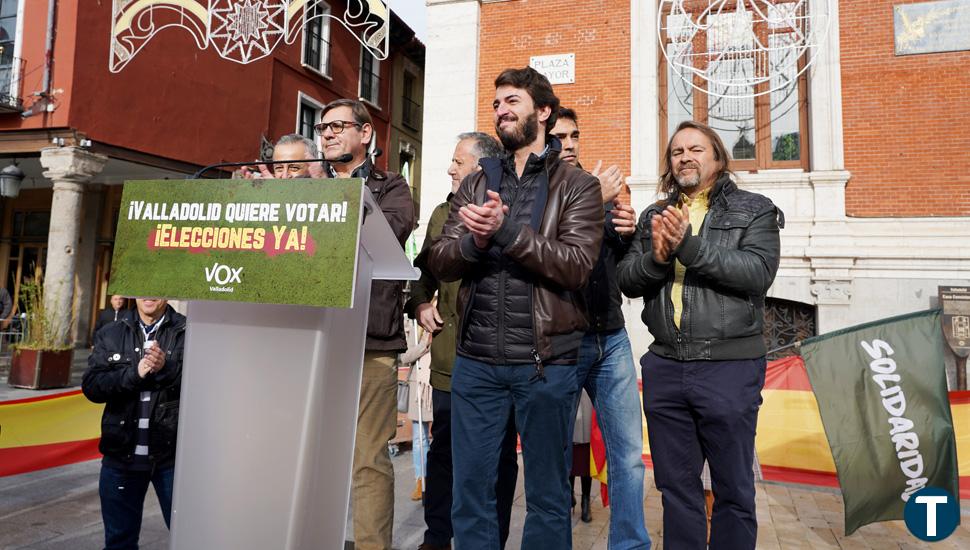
[{"left": 651, "top": 204, "right": 690, "bottom": 263}]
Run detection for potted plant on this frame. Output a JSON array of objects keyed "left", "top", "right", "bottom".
[{"left": 7, "top": 267, "right": 74, "bottom": 389}]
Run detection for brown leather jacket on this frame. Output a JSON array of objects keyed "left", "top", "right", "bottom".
[{"left": 427, "top": 152, "right": 603, "bottom": 362}]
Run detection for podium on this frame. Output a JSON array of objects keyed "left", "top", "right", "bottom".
[{"left": 107, "top": 180, "right": 417, "bottom": 550}]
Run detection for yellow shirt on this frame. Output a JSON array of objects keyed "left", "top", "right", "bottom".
[{"left": 671, "top": 188, "right": 711, "bottom": 329}]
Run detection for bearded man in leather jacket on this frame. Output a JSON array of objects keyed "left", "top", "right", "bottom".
[
  {"left": 618, "top": 121, "right": 783, "bottom": 550},
  {"left": 428, "top": 67, "right": 603, "bottom": 549}
]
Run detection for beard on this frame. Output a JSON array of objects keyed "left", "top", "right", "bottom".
[
  {"left": 496, "top": 111, "right": 539, "bottom": 152},
  {"left": 675, "top": 163, "right": 702, "bottom": 188},
  {"left": 675, "top": 172, "right": 700, "bottom": 188}
]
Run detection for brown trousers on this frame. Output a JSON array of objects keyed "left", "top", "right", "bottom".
[{"left": 352, "top": 352, "right": 398, "bottom": 550}]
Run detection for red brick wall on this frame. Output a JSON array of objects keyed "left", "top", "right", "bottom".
[
  {"left": 841, "top": 0, "right": 970, "bottom": 217},
  {"left": 477, "top": 0, "right": 631, "bottom": 178}
]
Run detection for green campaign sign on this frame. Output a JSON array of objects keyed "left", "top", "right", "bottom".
[{"left": 108, "top": 178, "right": 363, "bottom": 308}]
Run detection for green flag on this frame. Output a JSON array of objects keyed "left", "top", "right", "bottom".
[{"left": 801, "top": 309, "right": 959, "bottom": 535}]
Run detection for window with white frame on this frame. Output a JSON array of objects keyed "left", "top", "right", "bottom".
[
  {"left": 297, "top": 94, "right": 323, "bottom": 141},
  {"left": 359, "top": 46, "right": 380, "bottom": 106},
  {"left": 303, "top": 1, "right": 331, "bottom": 76},
  {"left": 0, "top": 0, "right": 19, "bottom": 102},
  {"left": 659, "top": 1, "right": 809, "bottom": 171}
]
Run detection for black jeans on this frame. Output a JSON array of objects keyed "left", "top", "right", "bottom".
[
  {"left": 641, "top": 352, "right": 766, "bottom": 550},
  {"left": 423, "top": 388, "right": 519, "bottom": 548},
  {"left": 99, "top": 463, "right": 174, "bottom": 550}
]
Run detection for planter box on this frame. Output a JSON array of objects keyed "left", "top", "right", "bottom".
[{"left": 8, "top": 348, "right": 74, "bottom": 389}]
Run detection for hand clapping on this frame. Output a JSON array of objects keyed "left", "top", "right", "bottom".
[
  {"left": 459, "top": 190, "right": 509, "bottom": 249},
  {"left": 612, "top": 203, "right": 636, "bottom": 237},
  {"left": 592, "top": 160, "right": 624, "bottom": 205},
  {"left": 651, "top": 204, "right": 690, "bottom": 263},
  {"left": 137, "top": 344, "right": 166, "bottom": 379}
]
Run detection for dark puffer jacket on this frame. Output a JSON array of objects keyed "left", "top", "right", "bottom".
[
  {"left": 460, "top": 152, "right": 543, "bottom": 364},
  {"left": 82, "top": 306, "right": 186, "bottom": 468},
  {"left": 618, "top": 175, "right": 783, "bottom": 361},
  {"left": 428, "top": 139, "right": 604, "bottom": 365}
]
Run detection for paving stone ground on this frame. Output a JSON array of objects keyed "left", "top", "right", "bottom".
[
  {"left": 1, "top": 450, "right": 967, "bottom": 550},
  {"left": 2, "top": 361, "right": 967, "bottom": 549}
]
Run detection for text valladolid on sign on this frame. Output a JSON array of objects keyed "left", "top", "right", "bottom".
[{"left": 108, "top": 179, "right": 363, "bottom": 308}]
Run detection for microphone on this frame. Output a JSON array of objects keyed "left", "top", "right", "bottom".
[
  {"left": 333, "top": 153, "right": 354, "bottom": 163},
  {"left": 371, "top": 147, "right": 383, "bottom": 159}
]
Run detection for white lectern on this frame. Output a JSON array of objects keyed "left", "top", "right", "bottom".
[{"left": 168, "top": 191, "right": 417, "bottom": 549}]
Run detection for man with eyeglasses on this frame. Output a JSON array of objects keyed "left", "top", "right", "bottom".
[{"left": 315, "top": 98, "right": 416, "bottom": 550}]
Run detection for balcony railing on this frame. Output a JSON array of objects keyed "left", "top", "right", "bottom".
[
  {"left": 0, "top": 57, "right": 25, "bottom": 114},
  {"left": 402, "top": 97, "right": 421, "bottom": 132}
]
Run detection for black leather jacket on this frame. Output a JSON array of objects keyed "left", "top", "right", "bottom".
[
  {"left": 618, "top": 176, "right": 783, "bottom": 361},
  {"left": 82, "top": 306, "right": 186, "bottom": 468},
  {"left": 582, "top": 202, "right": 632, "bottom": 333}
]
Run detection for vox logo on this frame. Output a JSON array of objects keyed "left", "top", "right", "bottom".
[{"left": 204, "top": 263, "right": 244, "bottom": 285}]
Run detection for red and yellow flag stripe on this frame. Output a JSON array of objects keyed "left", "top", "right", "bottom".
[
  {"left": 635, "top": 356, "right": 970, "bottom": 498},
  {"left": 5, "top": 358, "right": 968, "bottom": 498},
  {"left": 0, "top": 390, "right": 103, "bottom": 477}
]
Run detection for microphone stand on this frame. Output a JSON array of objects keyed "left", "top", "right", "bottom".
[
  {"left": 188, "top": 147, "right": 374, "bottom": 180},
  {"left": 190, "top": 154, "right": 355, "bottom": 179},
  {"left": 187, "top": 154, "right": 373, "bottom": 218}
]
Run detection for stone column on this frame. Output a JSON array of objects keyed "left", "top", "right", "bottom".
[{"left": 39, "top": 147, "right": 107, "bottom": 347}]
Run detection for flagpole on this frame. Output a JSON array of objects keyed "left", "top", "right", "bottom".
[
  {"left": 766, "top": 340, "right": 801, "bottom": 356},
  {"left": 414, "top": 319, "right": 427, "bottom": 488}
]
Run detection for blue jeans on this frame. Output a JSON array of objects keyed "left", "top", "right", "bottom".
[
  {"left": 412, "top": 420, "right": 431, "bottom": 478},
  {"left": 423, "top": 388, "right": 519, "bottom": 548},
  {"left": 452, "top": 356, "right": 578, "bottom": 550},
  {"left": 99, "top": 463, "right": 174, "bottom": 550},
  {"left": 575, "top": 328, "right": 651, "bottom": 550}
]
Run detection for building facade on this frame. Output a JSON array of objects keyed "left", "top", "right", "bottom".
[
  {"left": 420, "top": 0, "right": 970, "bottom": 385},
  {"left": 0, "top": 0, "right": 423, "bottom": 345}
]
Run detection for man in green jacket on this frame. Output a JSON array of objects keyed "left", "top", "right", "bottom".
[{"left": 407, "top": 132, "right": 519, "bottom": 550}]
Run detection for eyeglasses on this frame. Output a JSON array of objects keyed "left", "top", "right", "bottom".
[{"left": 314, "top": 120, "right": 362, "bottom": 135}]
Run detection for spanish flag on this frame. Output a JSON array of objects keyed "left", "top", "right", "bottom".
[
  {"left": 0, "top": 390, "right": 103, "bottom": 477},
  {"left": 589, "top": 410, "right": 609, "bottom": 505}
]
